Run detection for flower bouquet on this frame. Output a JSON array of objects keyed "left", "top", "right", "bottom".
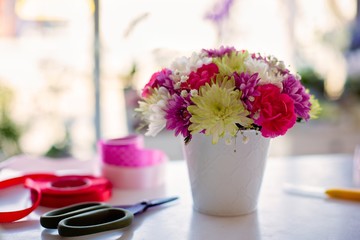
[
  {"left": 136, "top": 46, "right": 320, "bottom": 144},
  {"left": 136, "top": 46, "right": 321, "bottom": 216}
]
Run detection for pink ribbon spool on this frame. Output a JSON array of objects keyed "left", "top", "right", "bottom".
[
  {"left": 98, "top": 135, "right": 165, "bottom": 167},
  {"left": 98, "top": 135, "right": 167, "bottom": 189}
]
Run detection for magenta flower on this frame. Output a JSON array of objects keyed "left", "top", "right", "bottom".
[
  {"left": 282, "top": 74, "right": 311, "bottom": 120},
  {"left": 202, "top": 46, "right": 236, "bottom": 58},
  {"left": 165, "top": 94, "right": 192, "bottom": 138},
  {"left": 142, "top": 68, "right": 174, "bottom": 97},
  {"left": 233, "top": 72, "right": 260, "bottom": 111},
  {"left": 252, "top": 84, "right": 297, "bottom": 138},
  {"left": 181, "top": 63, "right": 219, "bottom": 90}
]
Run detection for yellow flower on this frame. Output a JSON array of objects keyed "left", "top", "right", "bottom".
[
  {"left": 188, "top": 80, "right": 253, "bottom": 144},
  {"left": 213, "top": 50, "right": 249, "bottom": 76},
  {"left": 309, "top": 94, "right": 321, "bottom": 119}
]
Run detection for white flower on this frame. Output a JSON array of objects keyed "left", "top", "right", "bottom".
[
  {"left": 245, "top": 57, "right": 269, "bottom": 82},
  {"left": 267, "top": 67, "right": 285, "bottom": 90},
  {"left": 188, "top": 52, "right": 212, "bottom": 71},
  {"left": 180, "top": 75, "right": 189, "bottom": 83},
  {"left": 278, "top": 60, "right": 286, "bottom": 70},
  {"left": 245, "top": 56, "right": 283, "bottom": 89},
  {"left": 190, "top": 89, "right": 198, "bottom": 96},
  {"left": 171, "top": 56, "right": 191, "bottom": 77},
  {"left": 136, "top": 87, "right": 170, "bottom": 137},
  {"left": 170, "top": 52, "right": 212, "bottom": 82},
  {"left": 180, "top": 90, "right": 188, "bottom": 97}
]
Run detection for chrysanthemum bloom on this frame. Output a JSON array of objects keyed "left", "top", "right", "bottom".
[
  {"left": 309, "top": 94, "right": 321, "bottom": 119},
  {"left": 181, "top": 63, "right": 219, "bottom": 90},
  {"left": 213, "top": 50, "right": 249, "bottom": 76},
  {"left": 188, "top": 80, "right": 253, "bottom": 144},
  {"left": 142, "top": 69, "right": 174, "bottom": 97},
  {"left": 282, "top": 74, "right": 311, "bottom": 120},
  {"left": 165, "top": 94, "right": 192, "bottom": 138},
  {"left": 233, "top": 72, "right": 260, "bottom": 111},
  {"left": 136, "top": 87, "right": 170, "bottom": 136},
  {"left": 252, "top": 84, "right": 296, "bottom": 138}
]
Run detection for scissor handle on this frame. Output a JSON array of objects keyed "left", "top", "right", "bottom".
[
  {"left": 40, "top": 202, "right": 110, "bottom": 229},
  {"left": 58, "top": 208, "right": 133, "bottom": 237}
]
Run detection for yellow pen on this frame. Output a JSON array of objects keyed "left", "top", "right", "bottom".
[
  {"left": 283, "top": 183, "right": 360, "bottom": 201},
  {"left": 325, "top": 188, "right": 360, "bottom": 201}
]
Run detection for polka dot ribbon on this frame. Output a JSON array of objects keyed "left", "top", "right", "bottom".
[{"left": 98, "top": 135, "right": 166, "bottom": 167}]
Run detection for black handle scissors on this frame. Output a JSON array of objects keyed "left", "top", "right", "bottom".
[{"left": 40, "top": 196, "right": 178, "bottom": 237}]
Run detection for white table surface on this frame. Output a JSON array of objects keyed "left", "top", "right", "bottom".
[{"left": 0, "top": 154, "right": 359, "bottom": 240}]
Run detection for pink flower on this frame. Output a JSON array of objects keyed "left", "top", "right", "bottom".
[
  {"left": 252, "top": 84, "right": 297, "bottom": 138},
  {"left": 181, "top": 63, "right": 219, "bottom": 90},
  {"left": 142, "top": 68, "right": 174, "bottom": 97}
]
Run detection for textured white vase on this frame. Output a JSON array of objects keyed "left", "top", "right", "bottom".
[{"left": 183, "top": 130, "right": 270, "bottom": 216}]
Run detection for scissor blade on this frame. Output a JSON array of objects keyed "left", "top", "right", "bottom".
[
  {"left": 147, "top": 196, "right": 179, "bottom": 207},
  {"left": 115, "top": 196, "right": 178, "bottom": 215}
]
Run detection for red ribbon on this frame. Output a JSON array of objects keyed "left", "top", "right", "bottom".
[{"left": 0, "top": 174, "right": 112, "bottom": 223}]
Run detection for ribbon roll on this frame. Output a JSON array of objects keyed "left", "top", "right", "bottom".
[
  {"left": 98, "top": 135, "right": 166, "bottom": 167},
  {"left": 0, "top": 174, "right": 51, "bottom": 223},
  {"left": 0, "top": 174, "right": 112, "bottom": 223},
  {"left": 28, "top": 175, "right": 112, "bottom": 208},
  {"left": 98, "top": 135, "right": 167, "bottom": 189}
]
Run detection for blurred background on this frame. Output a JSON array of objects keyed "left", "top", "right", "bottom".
[{"left": 0, "top": 0, "right": 359, "bottom": 161}]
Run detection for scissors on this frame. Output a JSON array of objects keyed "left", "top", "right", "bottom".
[{"left": 40, "top": 196, "right": 178, "bottom": 237}]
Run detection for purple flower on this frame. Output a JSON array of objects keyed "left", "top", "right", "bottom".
[
  {"left": 142, "top": 68, "right": 175, "bottom": 97},
  {"left": 233, "top": 72, "right": 260, "bottom": 111},
  {"left": 155, "top": 68, "right": 176, "bottom": 94},
  {"left": 205, "top": 0, "right": 234, "bottom": 24},
  {"left": 282, "top": 74, "right": 311, "bottom": 120},
  {"left": 165, "top": 94, "right": 192, "bottom": 138},
  {"left": 202, "top": 46, "right": 236, "bottom": 58}
]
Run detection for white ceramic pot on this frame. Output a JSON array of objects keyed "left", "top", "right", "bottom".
[{"left": 183, "top": 130, "right": 270, "bottom": 216}]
